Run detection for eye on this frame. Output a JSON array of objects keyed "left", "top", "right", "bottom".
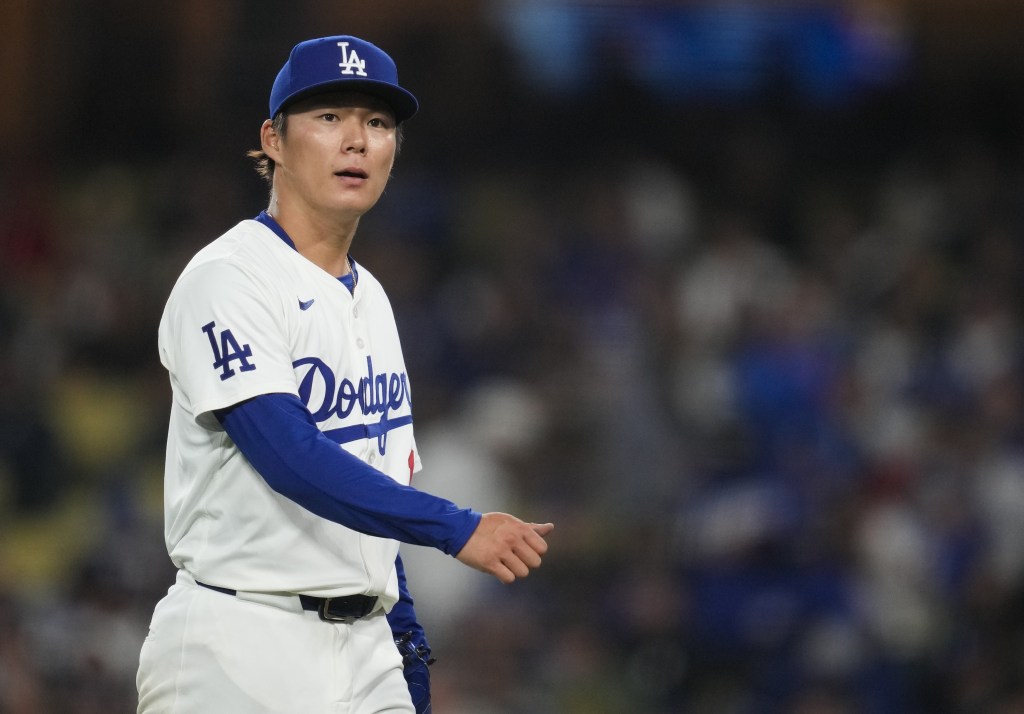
[
  {"left": 319, "top": 113, "right": 339, "bottom": 122},
  {"left": 368, "top": 116, "right": 394, "bottom": 129}
]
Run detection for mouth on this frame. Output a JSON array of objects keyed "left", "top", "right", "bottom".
[{"left": 335, "top": 168, "right": 368, "bottom": 179}]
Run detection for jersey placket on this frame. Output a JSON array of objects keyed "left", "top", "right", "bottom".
[{"left": 349, "top": 291, "right": 377, "bottom": 467}]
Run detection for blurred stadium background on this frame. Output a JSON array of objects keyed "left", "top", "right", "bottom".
[{"left": 3, "top": 1, "right": 1024, "bottom": 712}]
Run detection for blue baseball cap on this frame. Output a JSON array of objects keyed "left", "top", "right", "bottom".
[{"left": 269, "top": 35, "right": 418, "bottom": 122}]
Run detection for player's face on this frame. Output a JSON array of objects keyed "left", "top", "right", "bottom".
[{"left": 266, "top": 92, "right": 397, "bottom": 219}]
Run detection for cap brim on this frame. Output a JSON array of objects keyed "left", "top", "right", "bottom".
[{"left": 276, "top": 79, "right": 418, "bottom": 122}]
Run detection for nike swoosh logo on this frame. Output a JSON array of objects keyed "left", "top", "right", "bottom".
[{"left": 298, "top": 298, "right": 316, "bottom": 311}]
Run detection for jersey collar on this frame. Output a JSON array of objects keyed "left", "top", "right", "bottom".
[
  {"left": 254, "top": 210, "right": 360, "bottom": 292},
  {"left": 255, "top": 210, "right": 296, "bottom": 250}
]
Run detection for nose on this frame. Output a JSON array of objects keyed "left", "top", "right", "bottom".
[{"left": 342, "top": 118, "right": 367, "bottom": 154}]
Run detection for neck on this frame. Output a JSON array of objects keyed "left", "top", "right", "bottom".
[{"left": 267, "top": 196, "right": 358, "bottom": 278}]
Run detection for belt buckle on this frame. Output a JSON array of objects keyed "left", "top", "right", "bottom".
[{"left": 317, "top": 597, "right": 354, "bottom": 623}]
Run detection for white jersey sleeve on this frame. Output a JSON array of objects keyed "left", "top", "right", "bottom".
[{"left": 159, "top": 245, "right": 299, "bottom": 430}]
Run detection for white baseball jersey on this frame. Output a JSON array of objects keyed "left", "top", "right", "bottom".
[{"left": 158, "top": 215, "right": 421, "bottom": 609}]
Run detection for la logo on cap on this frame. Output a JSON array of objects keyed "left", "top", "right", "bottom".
[{"left": 338, "top": 41, "right": 368, "bottom": 77}]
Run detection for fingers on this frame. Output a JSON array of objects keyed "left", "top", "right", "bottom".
[
  {"left": 456, "top": 513, "right": 554, "bottom": 584},
  {"left": 512, "top": 540, "right": 542, "bottom": 569},
  {"left": 499, "top": 522, "right": 552, "bottom": 580},
  {"left": 492, "top": 563, "right": 517, "bottom": 585},
  {"left": 504, "top": 555, "right": 531, "bottom": 580},
  {"left": 499, "top": 545, "right": 538, "bottom": 581},
  {"left": 523, "top": 526, "right": 551, "bottom": 556}
]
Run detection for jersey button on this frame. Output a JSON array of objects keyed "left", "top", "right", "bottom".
[{"left": 356, "top": 338, "right": 365, "bottom": 349}]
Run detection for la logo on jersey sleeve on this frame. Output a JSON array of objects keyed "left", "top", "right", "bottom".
[{"left": 202, "top": 321, "right": 256, "bottom": 381}]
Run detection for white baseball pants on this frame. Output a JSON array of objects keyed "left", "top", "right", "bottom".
[{"left": 137, "top": 570, "right": 413, "bottom": 714}]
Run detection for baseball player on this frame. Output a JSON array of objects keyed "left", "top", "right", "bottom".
[{"left": 136, "top": 35, "right": 553, "bottom": 714}]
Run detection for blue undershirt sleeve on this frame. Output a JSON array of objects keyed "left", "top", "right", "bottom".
[{"left": 214, "top": 392, "right": 481, "bottom": 556}]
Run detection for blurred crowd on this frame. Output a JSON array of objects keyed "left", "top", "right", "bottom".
[{"left": 3, "top": 2, "right": 1024, "bottom": 713}]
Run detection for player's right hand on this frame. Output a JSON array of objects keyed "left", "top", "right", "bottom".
[{"left": 455, "top": 512, "right": 554, "bottom": 584}]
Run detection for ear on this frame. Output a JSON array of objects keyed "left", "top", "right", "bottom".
[{"left": 260, "top": 119, "right": 282, "bottom": 162}]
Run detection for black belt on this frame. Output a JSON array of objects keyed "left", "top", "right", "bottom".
[{"left": 195, "top": 580, "right": 377, "bottom": 622}]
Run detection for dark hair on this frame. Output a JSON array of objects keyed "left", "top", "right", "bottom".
[
  {"left": 247, "top": 112, "right": 405, "bottom": 185},
  {"left": 247, "top": 113, "right": 289, "bottom": 184}
]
